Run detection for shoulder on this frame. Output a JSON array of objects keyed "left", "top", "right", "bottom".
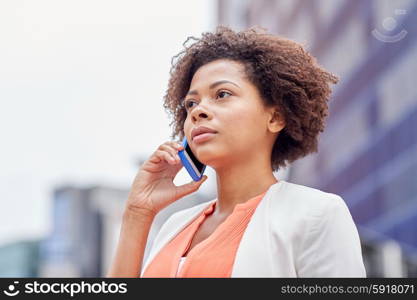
[
  {"left": 275, "top": 180, "right": 341, "bottom": 202},
  {"left": 267, "top": 180, "right": 356, "bottom": 242},
  {"left": 267, "top": 181, "right": 365, "bottom": 276},
  {"left": 269, "top": 180, "right": 348, "bottom": 218}
]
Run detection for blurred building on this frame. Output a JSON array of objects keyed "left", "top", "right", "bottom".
[
  {"left": 218, "top": 0, "right": 417, "bottom": 277},
  {"left": 39, "top": 185, "right": 114, "bottom": 277},
  {"left": 0, "top": 240, "right": 41, "bottom": 277}
]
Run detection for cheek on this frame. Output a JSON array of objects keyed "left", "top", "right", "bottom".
[
  {"left": 183, "top": 119, "right": 192, "bottom": 140},
  {"left": 225, "top": 106, "right": 264, "bottom": 135}
]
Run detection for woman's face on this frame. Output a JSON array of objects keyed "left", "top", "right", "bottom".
[{"left": 183, "top": 58, "right": 283, "bottom": 169}]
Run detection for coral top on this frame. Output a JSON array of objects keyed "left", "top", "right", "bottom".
[{"left": 141, "top": 190, "right": 267, "bottom": 277}]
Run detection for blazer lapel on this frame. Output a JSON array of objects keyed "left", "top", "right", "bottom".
[{"left": 231, "top": 181, "right": 283, "bottom": 277}]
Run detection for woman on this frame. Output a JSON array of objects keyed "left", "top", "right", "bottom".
[{"left": 107, "top": 25, "right": 366, "bottom": 278}]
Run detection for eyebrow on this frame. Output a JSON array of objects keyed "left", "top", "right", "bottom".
[{"left": 186, "top": 80, "right": 240, "bottom": 96}]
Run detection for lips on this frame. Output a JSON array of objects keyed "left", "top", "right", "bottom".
[{"left": 191, "top": 126, "right": 218, "bottom": 141}]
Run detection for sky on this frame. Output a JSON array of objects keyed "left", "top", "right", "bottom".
[{"left": 0, "top": 0, "right": 217, "bottom": 245}]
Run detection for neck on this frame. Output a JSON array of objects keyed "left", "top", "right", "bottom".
[{"left": 213, "top": 157, "right": 278, "bottom": 217}]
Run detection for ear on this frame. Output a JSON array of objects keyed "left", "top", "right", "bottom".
[{"left": 267, "top": 107, "right": 286, "bottom": 133}]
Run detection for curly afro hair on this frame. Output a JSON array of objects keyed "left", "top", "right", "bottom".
[{"left": 163, "top": 25, "right": 339, "bottom": 171}]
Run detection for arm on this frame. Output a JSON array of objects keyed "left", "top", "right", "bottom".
[
  {"left": 106, "top": 208, "right": 156, "bottom": 277},
  {"left": 296, "top": 195, "right": 367, "bottom": 277}
]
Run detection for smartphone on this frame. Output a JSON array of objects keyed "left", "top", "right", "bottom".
[{"left": 178, "top": 136, "right": 206, "bottom": 181}]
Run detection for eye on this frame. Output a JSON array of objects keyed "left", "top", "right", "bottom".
[
  {"left": 216, "top": 90, "right": 232, "bottom": 99},
  {"left": 183, "top": 99, "right": 197, "bottom": 111}
]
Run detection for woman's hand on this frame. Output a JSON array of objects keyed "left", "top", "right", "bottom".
[{"left": 125, "top": 140, "right": 208, "bottom": 216}]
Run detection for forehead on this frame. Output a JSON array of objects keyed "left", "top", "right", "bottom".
[{"left": 190, "top": 59, "right": 247, "bottom": 86}]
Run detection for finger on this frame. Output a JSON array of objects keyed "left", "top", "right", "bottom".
[
  {"left": 164, "top": 141, "right": 184, "bottom": 155},
  {"left": 149, "top": 155, "right": 161, "bottom": 163},
  {"left": 154, "top": 150, "right": 177, "bottom": 165},
  {"left": 169, "top": 140, "right": 184, "bottom": 151},
  {"left": 159, "top": 144, "right": 181, "bottom": 163},
  {"left": 159, "top": 141, "right": 183, "bottom": 151}
]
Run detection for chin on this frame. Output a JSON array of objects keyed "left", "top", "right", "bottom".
[
  {"left": 198, "top": 152, "right": 230, "bottom": 169},
  {"left": 195, "top": 153, "right": 213, "bottom": 165}
]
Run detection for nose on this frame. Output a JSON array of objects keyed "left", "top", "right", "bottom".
[{"left": 190, "top": 99, "right": 212, "bottom": 122}]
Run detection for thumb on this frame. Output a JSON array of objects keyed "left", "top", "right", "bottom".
[{"left": 175, "top": 175, "right": 208, "bottom": 200}]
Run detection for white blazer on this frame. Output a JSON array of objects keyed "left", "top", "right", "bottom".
[{"left": 140, "top": 180, "right": 367, "bottom": 277}]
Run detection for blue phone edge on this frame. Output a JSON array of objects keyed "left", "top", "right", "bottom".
[{"left": 178, "top": 136, "right": 206, "bottom": 181}]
